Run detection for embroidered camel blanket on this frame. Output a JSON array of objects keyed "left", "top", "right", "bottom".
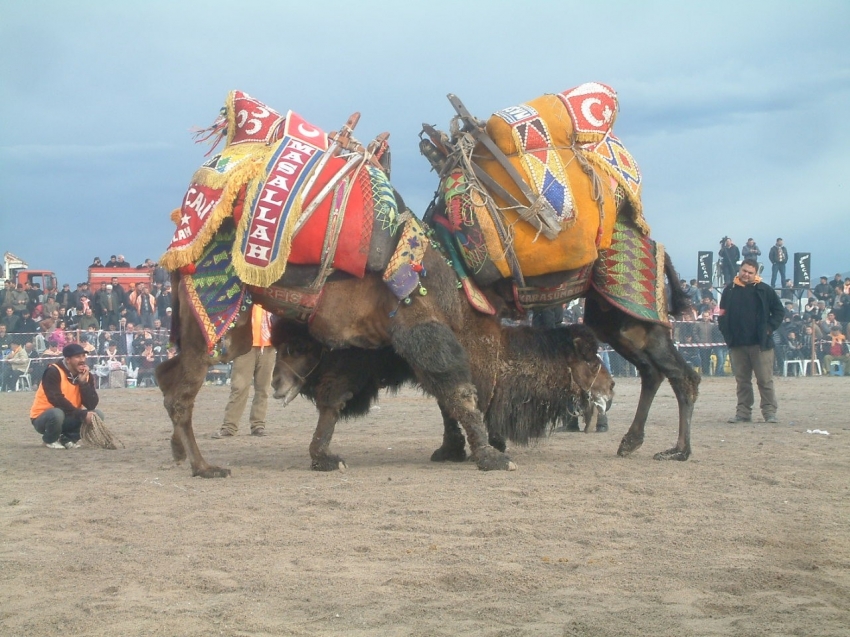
[
  {"left": 436, "top": 82, "right": 649, "bottom": 281},
  {"left": 160, "top": 91, "right": 397, "bottom": 288}
]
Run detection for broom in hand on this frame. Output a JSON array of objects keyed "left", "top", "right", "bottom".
[{"left": 81, "top": 412, "right": 124, "bottom": 449}]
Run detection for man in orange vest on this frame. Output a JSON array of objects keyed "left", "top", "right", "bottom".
[
  {"left": 30, "top": 343, "right": 104, "bottom": 449},
  {"left": 212, "top": 304, "right": 275, "bottom": 438}
]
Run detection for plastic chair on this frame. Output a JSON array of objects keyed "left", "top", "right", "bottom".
[
  {"left": 803, "top": 360, "right": 822, "bottom": 376},
  {"left": 15, "top": 360, "right": 32, "bottom": 391},
  {"left": 828, "top": 361, "right": 844, "bottom": 376},
  {"left": 783, "top": 360, "right": 804, "bottom": 376}
]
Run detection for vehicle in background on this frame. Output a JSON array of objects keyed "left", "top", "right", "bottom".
[
  {"left": 88, "top": 266, "right": 154, "bottom": 293},
  {"left": 2, "top": 252, "right": 58, "bottom": 293}
]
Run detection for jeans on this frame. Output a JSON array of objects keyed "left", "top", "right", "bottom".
[
  {"left": 770, "top": 263, "right": 786, "bottom": 289},
  {"left": 31, "top": 408, "right": 106, "bottom": 444}
]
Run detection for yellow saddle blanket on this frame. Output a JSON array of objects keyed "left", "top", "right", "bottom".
[{"left": 443, "top": 83, "right": 649, "bottom": 279}]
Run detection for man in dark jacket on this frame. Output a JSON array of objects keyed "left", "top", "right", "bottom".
[
  {"left": 768, "top": 238, "right": 788, "bottom": 289},
  {"left": 718, "top": 258, "right": 785, "bottom": 423},
  {"left": 718, "top": 237, "right": 740, "bottom": 286}
]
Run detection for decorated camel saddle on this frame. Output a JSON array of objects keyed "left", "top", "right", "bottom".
[
  {"left": 161, "top": 91, "right": 427, "bottom": 351},
  {"left": 420, "top": 82, "right": 667, "bottom": 324}
]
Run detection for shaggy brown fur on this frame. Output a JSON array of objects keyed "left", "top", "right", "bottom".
[{"left": 270, "top": 321, "right": 614, "bottom": 470}]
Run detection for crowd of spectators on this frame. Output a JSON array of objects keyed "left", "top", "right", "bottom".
[
  {"left": 0, "top": 257, "right": 175, "bottom": 391},
  {"left": 672, "top": 269, "right": 850, "bottom": 376}
]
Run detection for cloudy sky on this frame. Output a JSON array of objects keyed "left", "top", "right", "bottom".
[{"left": 1, "top": 0, "right": 848, "bottom": 288}]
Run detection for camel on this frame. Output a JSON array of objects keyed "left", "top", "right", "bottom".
[
  {"left": 269, "top": 320, "right": 614, "bottom": 470},
  {"left": 156, "top": 90, "right": 698, "bottom": 478}
]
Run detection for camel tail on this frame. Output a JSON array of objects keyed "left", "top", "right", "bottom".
[{"left": 664, "top": 253, "right": 691, "bottom": 318}]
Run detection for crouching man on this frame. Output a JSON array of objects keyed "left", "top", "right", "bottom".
[{"left": 30, "top": 343, "right": 104, "bottom": 449}]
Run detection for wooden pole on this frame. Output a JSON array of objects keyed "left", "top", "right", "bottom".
[{"left": 810, "top": 316, "right": 817, "bottom": 376}]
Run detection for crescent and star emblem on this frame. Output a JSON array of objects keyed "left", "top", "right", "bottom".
[{"left": 297, "top": 123, "right": 321, "bottom": 138}]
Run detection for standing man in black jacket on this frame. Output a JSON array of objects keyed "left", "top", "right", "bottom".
[
  {"left": 718, "top": 258, "right": 785, "bottom": 423},
  {"left": 768, "top": 237, "right": 789, "bottom": 289},
  {"left": 718, "top": 237, "right": 740, "bottom": 286}
]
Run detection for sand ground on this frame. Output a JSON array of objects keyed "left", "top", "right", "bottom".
[{"left": 1, "top": 375, "right": 849, "bottom": 637}]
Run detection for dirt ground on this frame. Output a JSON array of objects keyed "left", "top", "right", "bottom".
[{"left": 1, "top": 375, "right": 849, "bottom": 637}]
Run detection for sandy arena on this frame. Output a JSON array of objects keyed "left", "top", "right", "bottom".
[{"left": 1, "top": 375, "right": 849, "bottom": 636}]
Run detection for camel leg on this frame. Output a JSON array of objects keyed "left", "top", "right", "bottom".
[
  {"left": 309, "top": 392, "right": 350, "bottom": 471},
  {"left": 156, "top": 352, "right": 231, "bottom": 478},
  {"left": 431, "top": 406, "right": 468, "bottom": 462},
  {"left": 391, "top": 322, "right": 515, "bottom": 471},
  {"left": 585, "top": 297, "right": 664, "bottom": 457},
  {"left": 586, "top": 295, "right": 698, "bottom": 460},
  {"left": 155, "top": 281, "right": 239, "bottom": 478},
  {"left": 644, "top": 330, "right": 699, "bottom": 461}
]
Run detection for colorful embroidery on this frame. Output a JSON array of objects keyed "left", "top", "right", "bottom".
[
  {"left": 591, "top": 216, "right": 668, "bottom": 324},
  {"left": 383, "top": 216, "right": 429, "bottom": 301},
  {"left": 182, "top": 220, "right": 248, "bottom": 352}
]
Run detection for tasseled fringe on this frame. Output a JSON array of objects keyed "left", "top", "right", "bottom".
[
  {"left": 191, "top": 108, "right": 228, "bottom": 156},
  {"left": 159, "top": 155, "right": 268, "bottom": 272},
  {"left": 583, "top": 152, "right": 651, "bottom": 236},
  {"left": 655, "top": 242, "right": 669, "bottom": 324}
]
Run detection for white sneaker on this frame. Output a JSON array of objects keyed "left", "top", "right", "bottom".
[
  {"left": 45, "top": 441, "right": 66, "bottom": 449},
  {"left": 64, "top": 441, "right": 82, "bottom": 449}
]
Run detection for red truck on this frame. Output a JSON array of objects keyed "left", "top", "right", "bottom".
[{"left": 88, "top": 266, "right": 154, "bottom": 293}]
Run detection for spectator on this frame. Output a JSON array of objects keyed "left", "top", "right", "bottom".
[
  {"left": 741, "top": 238, "right": 762, "bottom": 264},
  {"left": 820, "top": 311, "right": 842, "bottom": 336},
  {"left": 115, "top": 255, "right": 131, "bottom": 268},
  {"left": 56, "top": 283, "right": 73, "bottom": 308},
  {"left": 718, "top": 236, "right": 740, "bottom": 287},
  {"left": 813, "top": 276, "right": 835, "bottom": 306},
  {"left": 0, "top": 280, "right": 14, "bottom": 310},
  {"left": 829, "top": 273, "right": 844, "bottom": 294},
  {"left": 783, "top": 330, "right": 805, "bottom": 372},
  {"left": 29, "top": 343, "right": 103, "bottom": 449},
  {"left": 42, "top": 294, "right": 60, "bottom": 318},
  {"left": 133, "top": 285, "right": 157, "bottom": 329},
  {"left": 77, "top": 308, "right": 99, "bottom": 331},
  {"left": 718, "top": 258, "right": 784, "bottom": 423},
  {"left": 16, "top": 309, "right": 39, "bottom": 335},
  {"left": 136, "top": 257, "right": 155, "bottom": 270},
  {"left": 8, "top": 283, "right": 30, "bottom": 315},
  {"left": 89, "top": 256, "right": 103, "bottom": 268},
  {"left": 823, "top": 327, "right": 850, "bottom": 375},
  {"left": 105, "top": 255, "right": 120, "bottom": 268},
  {"left": 153, "top": 262, "right": 169, "bottom": 287},
  {"left": 162, "top": 306, "right": 173, "bottom": 331},
  {"left": 2, "top": 306, "right": 21, "bottom": 333},
  {"left": 3, "top": 340, "right": 30, "bottom": 390},
  {"left": 156, "top": 283, "right": 172, "bottom": 321},
  {"left": 768, "top": 238, "right": 788, "bottom": 289},
  {"left": 211, "top": 306, "right": 275, "bottom": 438},
  {"left": 136, "top": 341, "right": 158, "bottom": 387},
  {"left": 680, "top": 280, "right": 702, "bottom": 311}
]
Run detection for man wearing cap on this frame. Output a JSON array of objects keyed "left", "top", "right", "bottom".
[{"left": 30, "top": 343, "right": 104, "bottom": 449}]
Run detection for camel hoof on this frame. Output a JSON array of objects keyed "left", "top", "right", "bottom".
[
  {"left": 193, "top": 466, "right": 232, "bottom": 478},
  {"left": 431, "top": 446, "right": 468, "bottom": 462},
  {"left": 595, "top": 422, "right": 609, "bottom": 433},
  {"left": 617, "top": 434, "right": 644, "bottom": 457},
  {"left": 653, "top": 448, "right": 691, "bottom": 461},
  {"left": 474, "top": 448, "right": 516, "bottom": 471},
  {"left": 311, "top": 455, "right": 347, "bottom": 471}
]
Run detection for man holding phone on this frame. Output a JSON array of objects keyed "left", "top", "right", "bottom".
[{"left": 30, "top": 343, "right": 104, "bottom": 449}]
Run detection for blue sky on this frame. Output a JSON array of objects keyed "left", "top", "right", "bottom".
[{"left": 1, "top": 0, "right": 848, "bottom": 287}]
